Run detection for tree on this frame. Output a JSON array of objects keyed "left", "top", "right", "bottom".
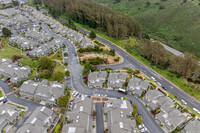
[
  {"left": 89, "top": 31, "right": 96, "bottom": 39},
  {"left": 52, "top": 71, "right": 64, "bottom": 82},
  {"left": 169, "top": 53, "right": 199, "bottom": 79},
  {"left": 12, "top": 0, "right": 19, "bottom": 6},
  {"left": 36, "top": 5, "right": 40, "bottom": 10},
  {"left": 65, "top": 70, "right": 70, "bottom": 77},
  {"left": 39, "top": 70, "right": 52, "bottom": 79},
  {"left": 136, "top": 115, "right": 143, "bottom": 125},
  {"left": 68, "top": 19, "right": 75, "bottom": 29},
  {"left": 82, "top": 63, "right": 97, "bottom": 75},
  {"left": 58, "top": 94, "right": 71, "bottom": 107},
  {"left": 132, "top": 104, "right": 138, "bottom": 117},
  {"left": 38, "top": 56, "right": 53, "bottom": 70},
  {"left": 12, "top": 55, "right": 22, "bottom": 62},
  {"left": 108, "top": 49, "right": 116, "bottom": 56},
  {"left": 146, "top": 2, "right": 151, "bottom": 7},
  {"left": 2, "top": 27, "right": 12, "bottom": 37}
]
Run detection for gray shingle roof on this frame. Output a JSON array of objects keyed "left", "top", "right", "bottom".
[
  {"left": 63, "top": 96, "right": 93, "bottom": 133},
  {"left": 182, "top": 119, "right": 200, "bottom": 133},
  {"left": 17, "top": 106, "right": 55, "bottom": 133}
]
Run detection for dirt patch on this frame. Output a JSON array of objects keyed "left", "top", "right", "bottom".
[{"left": 79, "top": 53, "right": 123, "bottom": 65}]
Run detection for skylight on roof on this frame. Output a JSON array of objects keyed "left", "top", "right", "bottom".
[
  {"left": 119, "top": 122, "right": 123, "bottom": 128},
  {"left": 120, "top": 100, "right": 127, "bottom": 109},
  {"left": 80, "top": 106, "right": 83, "bottom": 112}
]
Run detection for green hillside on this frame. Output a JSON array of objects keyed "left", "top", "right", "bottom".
[{"left": 93, "top": 0, "right": 200, "bottom": 58}]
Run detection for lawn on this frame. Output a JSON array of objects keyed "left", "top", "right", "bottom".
[
  {"left": 0, "top": 90, "right": 3, "bottom": 97},
  {"left": 54, "top": 62, "right": 65, "bottom": 73},
  {"left": 0, "top": 38, "right": 21, "bottom": 59},
  {"left": 19, "top": 55, "right": 39, "bottom": 69},
  {"left": 53, "top": 124, "right": 62, "bottom": 133},
  {"left": 50, "top": 49, "right": 63, "bottom": 61},
  {"left": 8, "top": 102, "right": 25, "bottom": 110},
  {"left": 93, "top": 0, "right": 200, "bottom": 58},
  {"left": 20, "top": 111, "right": 25, "bottom": 116}
]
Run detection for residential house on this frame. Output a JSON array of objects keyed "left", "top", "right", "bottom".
[
  {"left": 9, "top": 35, "right": 38, "bottom": 50},
  {"left": 0, "top": 8, "right": 20, "bottom": 17},
  {"left": 144, "top": 90, "right": 187, "bottom": 132},
  {"left": 19, "top": 80, "right": 65, "bottom": 105},
  {"left": 181, "top": 119, "right": 200, "bottom": 133},
  {"left": 143, "top": 89, "right": 164, "bottom": 110},
  {"left": 107, "top": 72, "right": 127, "bottom": 90},
  {"left": 20, "top": 80, "right": 39, "bottom": 99},
  {"left": 127, "top": 77, "right": 150, "bottom": 96},
  {"left": 156, "top": 109, "right": 187, "bottom": 133},
  {"left": 104, "top": 99, "right": 138, "bottom": 133},
  {"left": 25, "top": 29, "right": 52, "bottom": 43},
  {"left": 0, "top": 103, "right": 21, "bottom": 132},
  {"left": 88, "top": 71, "right": 107, "bottom": 88},
  {"left": 0, "top": 59, "right": 31, "bottom": 84},
  {"left": 28, "top": 39, "right": 64, "bottom": 58},
  {"left": 0, "top": 0, "right": 12, "bottom": 4},
  {"left": 17, "top": 106, "right": 57, "bottom": 133},
  {"left": 62, "top": 96, "right": 93, "bottom": 133}
]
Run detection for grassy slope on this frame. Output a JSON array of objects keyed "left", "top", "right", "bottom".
[
  {"left": 93, "top": 0, "right": 200, "bottom": 58},
  {"left": 0, "top": 38, "right": 21, "bottom": 59}
]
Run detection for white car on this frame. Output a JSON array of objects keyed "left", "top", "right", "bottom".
[
  {"left": 141, "top": 127, "right": 147, "bottom": 132},
  {"left": 151, "top": 77, "right": 156, "bottom": 81},
  {"left": 157, "top": 82, "right": 161, "bottom": 86},
  {"left": 181, "top": 99, "right": 187, "bottom": 105},
  {"left": 193, "top": 108, "right": 199, "bottom": 113},
  {"left": 138, "top": 124, "right": 144, "bottom": 129}
]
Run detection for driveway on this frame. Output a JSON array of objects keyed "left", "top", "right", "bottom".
[{"left": 96, "top": 103, "right": 104, "bottom": 133}]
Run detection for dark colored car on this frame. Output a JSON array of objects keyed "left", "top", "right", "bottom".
[
  {"left": 4, "top": 78, "right": 10, "bottom": 83},
  {"left": 162, "top": 86, "right": 167, "bottom": 90}
]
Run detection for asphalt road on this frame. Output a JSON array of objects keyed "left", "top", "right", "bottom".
[
  {"left": 6, "top": 9, "right": 171, "bottom": 133},
  {"left": 96, "top": 103, "right": 104, "bottom": 133},
  {"left": 61, "top": 35, "right": 164, "bottom": 132},
  {"left": 76, "top": 26, "right": 200, "bottom": 115},
  {"left": 35, "top": 16, "right": 164, "bottom": 132},
  {"left": 0, "top": 81, "right": 41, "bottom": 112}
]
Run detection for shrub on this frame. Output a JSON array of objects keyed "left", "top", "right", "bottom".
[
  {"left": 114, "top": 57, "right": 120, "bottom": 62},
  {"left": 52, "top": 71, "right": 64, "bottom": 82},
  {"left": 65, "top": 70, "right": 70, "bottom": 77}
]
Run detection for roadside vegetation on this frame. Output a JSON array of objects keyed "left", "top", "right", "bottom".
[{"left": 0, "top": 90, "right": 3, "bottom": 97}]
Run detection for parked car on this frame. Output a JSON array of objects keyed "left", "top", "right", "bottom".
[
  {"left": 162, "top": 86, "right": 167, "bottom": 90},
  {"left": 181, "top": 99, "right": 187, "bottom": 105},
  {"left": 157, "top": 82, "right": 161, "bottom": 86},
  {"left": 4, "top": 78, "right": 10, "bottom": 83},
  {"left": 151, "top": 77, "right": 156, "bottom": 81},
  {"left": 0, "top": 96, "right": 7, "bottom": 103},
  {"left": 193, "top": 108, "right": 200, "bottom": 114}
]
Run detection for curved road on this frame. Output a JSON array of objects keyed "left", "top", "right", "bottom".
[
  {"left": 76, "top": 26, "right": 200, "bottom": 116},
  {"left": 0, "top": 81, "right": 41, "bottom": 112},
  {"left": 2, "top": 10, "right": 165, "bottom": 133},
  {"left": 39, "top": 21, "right": 164, "bottom": 132}
]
